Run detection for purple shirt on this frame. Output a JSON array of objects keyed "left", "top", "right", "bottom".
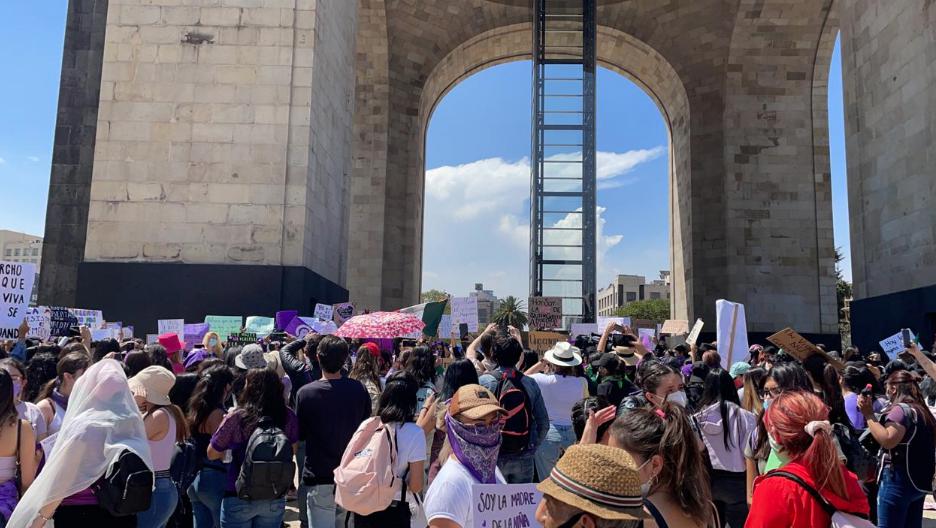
[{"left": 210, "top": 408, "right": 299, "bottom": 493}]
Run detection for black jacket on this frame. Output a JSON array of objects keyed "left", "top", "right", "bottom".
[{"left": 280, "top": 339, "right": 315, "bottom": 402}]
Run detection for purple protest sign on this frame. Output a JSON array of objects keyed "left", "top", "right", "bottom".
[
  {"left": 183, "top": 322, "right": 210, "bottom": 350},
  {"left": 276, "top": 310, "right": 298, "bottom": 331},
  {"left": 285, "top": 316, "right": 337, "bottom": 338}
]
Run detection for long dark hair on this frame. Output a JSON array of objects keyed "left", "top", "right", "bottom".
[
  {"left": 753, "top": 362, "right": 817, "bottom": 457},
  {"left": 636, "top": 360, "right": 680, "bottom": 394},
  {"left": 145, "top": 344, "right": 172, "bottom": 371},
  {"left": 0, "top": 370, "right": 16, "bottom": 427},
  {"left": 611, "top": 404, "right": 711, "bottom": 526},
  {"left": 187, "top": 365, "right": 235, "bottom": 433},
  {"left": 37, "top": 352, "right": 90, "bottom": 402},
  {"left": 802, "top": 354, "right": 851, "bottom": 429},
  {"left": 146, "top": 403, "right": 189, "bottom": 442},
  {"left": 350, "top": 350, "right": 382, "bottom": 391},
  {"left": 886, "top": 370, "right": 936, "bottom": 432},
  {"left": 238, "top": 368, "right": 287, "bottom": 429},
  {"left": 741, "top": 367, "right": 767, "bottom": 414},
  {"left": 378, "top": 372, "right": 419, "bottom": 424},
  {"left": 24, "top": 353, "right": 58, "bottom": 404},
  {"left": 439, "top": 359, "right": 479, "bottom": 400},
  {"left": 405, "top": 345, "right": 436, "bottom": 386},
  {"left": 698, "top": 368, "right": 741, "bottom": 450}
]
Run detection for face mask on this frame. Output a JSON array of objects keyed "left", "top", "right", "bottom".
[
  {"left": 209, "top": 338, "right": 218, "bottom": 347},
  {"left": 637, "top": 457, "right": 655, "bottom": 496},
  {"left": 762, "top": 397, "right": 772, "bottom": 410},
  {"left": 11, "top": 381, "right": 21, "bottom": 400},
  {"left": 666, "top": 390, "right": 688, "bottom": 408},
  {"left": 768, "top": 433, "right": 790, "bottom": 463}
]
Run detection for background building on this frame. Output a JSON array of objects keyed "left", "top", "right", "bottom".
[
  {"left": 597, "top": 271, "right": 671, "bottom": 316},
  {"left": 469, "top": 283, "right": 501, "bottom": 326},
  {"left": 0, "top": 230, "right": 42, "bottom": 305}
]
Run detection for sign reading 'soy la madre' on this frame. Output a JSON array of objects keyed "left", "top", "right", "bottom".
[{"left": 473, "top": 483, "right": 543, "bottom": 528}]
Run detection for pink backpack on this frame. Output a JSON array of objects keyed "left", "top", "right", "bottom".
[{"left": 334, "top": 416, "right": 400, "bottom": 515}]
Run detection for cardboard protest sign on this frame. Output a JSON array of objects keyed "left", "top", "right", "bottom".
[
  {"left": 660, "top": 319, "right": 689, "bottom": 335},
  {"left": 204, "top": 316, "right": 243, "bottom": 342},
  {"left": 69, "top": 308, "right": 103, "bottom": 329},
  {"left": 0, "top": 261, "right": 36, "bottom": 340},
  {"left": 528, "top": 331, "right": 567, "bottom": 354},
  {"left": 767, "top": 327, "right": 845, "bottom": 371},
  {"left": 184, "top": 323, "right": 210, "bottom": 350},
  {"left": 879, "top": 330, "right": 916, "bottom": 359},
  {"left": 227, "top": 332, "right": 258, "bottom": 347},
  {"left": 333, "top": 302, "right": 355, "bottom": 325},
  {"left": 49, "top": 307, "right": 78, "bottom": 337},
  {"left": 158, "top": 319, "right": 185, "bottom": 341},
  {"left": 451, "top": 297, "right": 479, "bottom": 332},
  {"left": 244, "top": 316, "right": 274, "bottom": 337},
  {"left": 472, "top": 483, "right": 543, "bottom": 528},
  {"left": 686, "top": 318, "right": 704, "bottom": 347},
  {"left": 26, "top": 307, "right": 52, "bottom": 341},
  {"left": 569, "top": 323, "right": 599, "bottom": 339},
  {"left": 715, "top": 300, "right": 747, "bottom": 369},
  {"left": 528, "top": 297, "right": 563, "bottom": 330},
  {"left": 313, "top": 303, "right": 334, "bottom": 321}
]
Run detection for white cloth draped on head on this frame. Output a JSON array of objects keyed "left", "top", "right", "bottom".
[{"left": 8, "top": 359, "right": 153, "bottom": 527}]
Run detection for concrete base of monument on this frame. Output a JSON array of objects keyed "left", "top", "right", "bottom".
[
  {"left": 851, "top": 283, "right": 936, "bottom": 354},
  {"left": 76, "top": 262, "right": 348, "bottom": 336}
]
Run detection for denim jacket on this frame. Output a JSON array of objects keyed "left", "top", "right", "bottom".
[{"left": 479, "top": 367, "right": 549, "bottom": 455}]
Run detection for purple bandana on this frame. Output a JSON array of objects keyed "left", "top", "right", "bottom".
[
  {"left": 445, "top": 413, "right": 503, "bottom": 484},
  {"left": 51, "top": 387, "right": 68, "bottom": 412}
]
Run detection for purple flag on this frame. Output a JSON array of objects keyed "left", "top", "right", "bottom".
[{"left": 276, "top": 310, "right": 299, "bottom": 331}]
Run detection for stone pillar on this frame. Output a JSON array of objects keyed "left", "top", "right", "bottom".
[{"left": 840, "top": 0, "right": 936, "bottom": 349}]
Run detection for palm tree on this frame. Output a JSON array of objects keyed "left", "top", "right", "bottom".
[{"left": 492, "top": 296, "right": 528, "bottom": 328}]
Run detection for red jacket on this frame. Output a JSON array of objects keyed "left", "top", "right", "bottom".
[{"left": 745, "top": 460, "right": 869, "bottom": 528}]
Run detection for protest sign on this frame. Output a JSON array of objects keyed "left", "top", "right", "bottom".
[
  {"left": 104, "top": 322, "right": 122, "bottom": 333},
  {"left": 204, "top": 316, "right": 243, "bottom": 342},
  {"left": 284, "top": 316, "right": 337, "bottom": 338},
  {"left": 184, "top": 322, "right": 210, "bottom": 350},
  {"left": 69, "top": 309, "right": 103, "bottom": 329},
  {"left": 528, "top": 331, "right": 567, "bottom": 354},
  {"left": 227, "top": 332, "right": 258, "bottom": 347},
  {"left": 158, "top": 319, "right": 185, "bottom": 341},
  {"left": 472, "top": 483, "right": 543, "bottom": 528},
  {"left": 879, "top": 330, "right": 916, "bottom": 359},
  {"left": 451, "top": 297, "right": 479, "bottom": 332},
  {"left": 333, "top": 302, "right": 355, "bottom": 325},
  {"left": 245, "top": 316, "right": 274, "bottom": 337},
  {"left": 528, "top": 297, "right": 563, "bottom": 330},
  {"left": 569, "top": 323, "right": 599, "bottom": 339},
  {"left": 121, "top": 326, "right": 134, "bottom": 340},
  {"left": 660, "top": 319, "right": 689, "bottom": 335},
  {"left": 0, "top": 261, "right": 36, "bottom": 340},
  {"left": 438, "top": 314, "right": 453, "bottom": 339},
  {"left": 91, "top": 329, "right": 117, "bottom": 341},
  {"left": 26, "top": 306, "right": 52, "bottom": 341},
  {"left": 146, "top": 334, "right": 159, "bottom": 345},
  {"left": 716, "top": 300, "right": 747, "bottom": 369},
  {"left": 686, "top": 318, "right": 704, "bottom": 347},
  {"left": 596, "top": 316, "right": 632, "bottom": 333},
  {"left": 767, "top": 327, "right": 846, "bottom": 371},
  {"left": 313, "top": 303, "right": 334, "bottom": 321},
  {"left": 275, "top": 310, "right": 298, "bottom": 331},
  {"left": 49, "top": 307, "right": 78, "bottom": 337},
  {"left": 638, "top": 327, "right": 656, "bottom": 348}
]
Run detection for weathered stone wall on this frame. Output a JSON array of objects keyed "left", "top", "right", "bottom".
[
  {"left": 840, "top": 0, "right": 936, "bottom": 300},
  {"left": 83, "top": 0, "right": 355, "bottom": 285}
]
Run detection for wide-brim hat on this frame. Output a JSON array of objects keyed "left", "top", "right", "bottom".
[
  {"left": 128, "top": 365, "right": 176, "bottom": 406},
  {"left": 235, "top": 343, "right": 268, "bottom": 370},
  {"left": 545, "top": 342, "right": 583, "bottom": 367},
  {"left": 449, "top": 384, "right": 506, "bottom": 420},
  {"left": 613, "top": 346, "right": 638, "bottom": 366},
  {"left": 537, "top": 443, "right": 648, "bottom": 521}
]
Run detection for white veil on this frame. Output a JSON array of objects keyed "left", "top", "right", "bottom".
[{"left": 8, "top": 359, "right": 153, "bottom": 527}]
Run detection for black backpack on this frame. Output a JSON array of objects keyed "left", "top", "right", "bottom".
[
  {"left": 235, "top": 417, "right": 296, "bottom": 501},
  {"left": 494, "top": 370, "right": 532, "bottom": 455},
  {"left": 884, "top": 403, "right": 936, "bottom": 492},
  {"left": 832, "top": 422, "right": 877, "bottom": 483},
  {"left": 93, "top": 449, "right": 154, "bottom": 516},
  {"left": 170, "top": 438, "right": 201, "bottom": 492}
]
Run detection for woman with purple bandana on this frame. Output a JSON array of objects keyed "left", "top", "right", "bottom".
[{"left": 424, "top": 384, "right": 507, "bottom": 528}]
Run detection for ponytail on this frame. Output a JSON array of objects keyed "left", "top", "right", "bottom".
[
  {"left": 802, "top": 422, "right": 846, "bottom": 498},
  {"left": 36, "top": 352, "right": 90, "bottom": 403}
]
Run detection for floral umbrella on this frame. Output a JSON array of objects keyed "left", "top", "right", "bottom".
[{"left": 333, "top": 311, "right": 425, "bottom": 339}]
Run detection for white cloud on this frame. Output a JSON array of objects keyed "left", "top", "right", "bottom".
[
  {"left": 27, "top": 156, "right": 39, "bottom": 163},
  {"left": 422, "top": 148, "right": 662, "bottom": 299}
]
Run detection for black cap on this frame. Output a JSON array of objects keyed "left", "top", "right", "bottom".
[{"left": 594, "top": 353, "right": 620, "bottom": 369}]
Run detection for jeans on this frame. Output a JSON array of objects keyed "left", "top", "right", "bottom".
[
  {"left": 497, "top": 453, "right": 535, "bottom": 484},
  {"left": 710, "top": 470, "right": 748, "bottom": 528},
  {"left": 534, "top": 424, "right": 576, "bottom": 480},
  {"left": 220, "top": 496, "right": 286, "bottom": 528},
  {"left": 189, "top": 466, "right": 227, "bottom": 528},
  {"left": 306, "top": 484, "right": 347, "bottom": 528},
  {"left": 878, "top": 467, "right": 926, "bottom": 528},
  {"left": 138, "top": 476, "right": 179, "bottom": 528},
  {"left": 297, "top": 443, "right": 308, "bottom": 528}
]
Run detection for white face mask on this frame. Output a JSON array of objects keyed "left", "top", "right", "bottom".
[
  {"left": 666, "top": 390, "right": 688, "bottom": 408},
  {"left": 637, "top": 457, "right": 655, "bottom": 496}
]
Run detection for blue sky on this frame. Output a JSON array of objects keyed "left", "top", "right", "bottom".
[{"left": 0, "top": 2, "right": 851, "bottom": 300}]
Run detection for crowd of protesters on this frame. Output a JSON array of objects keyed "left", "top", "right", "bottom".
[{"left": 0, "top": 315, "right": 934, "bottom": 528}]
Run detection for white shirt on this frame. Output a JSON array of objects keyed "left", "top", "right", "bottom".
[
  {"left": 424, "top": 457, "right": 506, "bottom": 528},
  {"left": 530, "top": 373, "right": 588, "bottom": 426},
  {"left": 388, "top": 422, "right": 427, "bottom": 500},
  {"left": 16, "top": 401, "right": 47, "bottom": 439}
]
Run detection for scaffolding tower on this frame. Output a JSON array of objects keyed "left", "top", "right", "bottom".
[{"left": 530, "top": 0, "right": 597, "bottom": 326}]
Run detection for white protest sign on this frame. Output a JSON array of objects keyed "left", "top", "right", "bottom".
[
  {"left": 158, "top": 319, "right": 185, "bottom": 341},
  {"left": 146, "top": 334, "right": 159, "bottom": 345},
  {"left": 569, "top": 323, "right": 599, "bottom": 338},
  {"left": 880, "top": 330, "right": 916, "bottom": 359},
  {"left": 451, "top": 297, "right": 479, "bottom": 332},
  {"left": 121, "top": 326, "right": 135, "bottom": 340},
  {"left": 0, "top": 261, "right": 36, "bottom": 340},
  {"left": 438, "top": 314, "right": 453, "bottom": 339},
  {"left": 472, "top": 483, "right": 543, "bottom": 528},
  {"left": 716, "top": 300, "right": 748, "bottom": 369},
  {"left": 313, "top": 303, "right": 334, "bottom": 321},
  {"left": 596, "top": 316, "right": 632, "bottom": 333},
  {"left": 686, "top": 318, "right": 704, "bottom": 347},
  {"left": 68, "top": 308, "right": 104, "bottom": 329},
  {"left": 26, "top": 306, "right": 52, "bottom": 341}
]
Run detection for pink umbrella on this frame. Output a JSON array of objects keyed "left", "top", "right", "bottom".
[{"left": 333, "top": 311, "right": 425, "bottom": 339}]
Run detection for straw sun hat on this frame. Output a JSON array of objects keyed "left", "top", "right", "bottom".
[
  {"left": 128, "top": 366, "right": 176, "bottom": 406},
  {"left": 544, "top": 342, "right": 583, "bottom": 368},
  {"left": 537, "top": 443, "right": 648, "bottom": 521}
]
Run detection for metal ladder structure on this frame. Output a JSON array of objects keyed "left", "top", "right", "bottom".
[{"left": 530, "top": 0, "right": 597, "bottom": 326}]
